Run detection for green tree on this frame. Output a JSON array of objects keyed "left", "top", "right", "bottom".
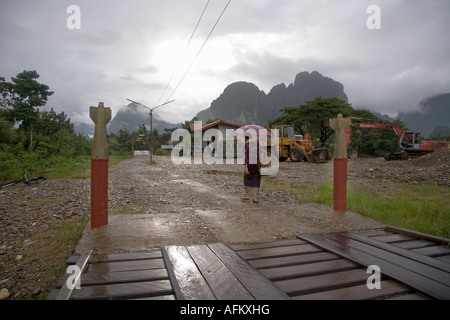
[
  {"left": 0, "top": 77, "right": 15, "bottom": 111},
  {"left": 181, "top": 116, "right": 199, "bottom": 130},
  {"left": 35, "top": 108, "right": 74, "bottom": 136},
  {"left": 270, "top": 97, "right": 354, "bottom": 147},
  {"left": 9, "top": 70, "right": 54, "bottom": 130},
  {"left": 116, "top": 129, "right": 132, "bottom": 152}
]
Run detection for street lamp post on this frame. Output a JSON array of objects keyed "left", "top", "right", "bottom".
[{"left": 126, "top": 98, "right": 175, "bottom": 162}]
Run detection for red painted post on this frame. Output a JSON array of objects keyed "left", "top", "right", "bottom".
[
  {"left": 89, "top": 102, "right": 111, "bottom": 228},
  {"left": 333, "top": 158, "right": 348, "bottom": 212},
  {"left": 329, "top": 114, "right": 352, "bottom": 213}
]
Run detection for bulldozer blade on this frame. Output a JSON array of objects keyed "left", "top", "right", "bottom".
[{"left": 310, "top": 148, "right": 331, "bottom": 163}]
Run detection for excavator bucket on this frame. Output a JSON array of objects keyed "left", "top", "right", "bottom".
[{"left": 308, "top": 147, "right": 331, "bottom": 163}]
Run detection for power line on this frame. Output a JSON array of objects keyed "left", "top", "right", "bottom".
[
  {"left": 186, "top": 0, "right": 211, "bottom": 48},
  {"left": 163, "top": 0, "right": 232, "bottom": 103},
  {"left": 154, "top": 0, "right": 211, "bottom": 108}
]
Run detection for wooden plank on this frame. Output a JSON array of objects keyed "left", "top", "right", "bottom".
[
  {"left": 87, "top": 258, "right": 165, "bottom": 273},
  {"left": 94, "top": 251, "right": 162, "bottom": 263},
  {"left": 131, "top": 295, "right": 175, "bottom": 300},
  {"left": 370, "top": 233, "right": 413, "bottom": 243},
  {"left": 248, "top": 252, "right": 341, "bottom": 270},
  {"left": 436, "top": 255, "right": 450, "bottom": 264},
  {"left": 57, "top": 268, "right": 168, "bottom": 288},
  {"left": 294, "top": 279, "right": 412, "bottom": 300},
  {"left": 231, "top": 239, "right": 306, "bottom": 251},
  {"left": 327, "top": 233, "right": 450, "bottom": 284},
  {"left": 81, "top": 269, "right": 168, "bottom": 286},
  {"left": 347, "top": 232, "right": 450, "bottom": 273},
  {"left": 297, "top": 233, "right": 450, "bottom": 300},
  {"left": 208, "top": 243, "right": 290, "bottom": 300},
  {"left": 393, "top": 239, "right": 437, "bottom": 250},
  {"left": 71, "top": 280, "right": 173, "bottom": 300},
  {"left": 186, "top": 245, "right": 254, "bottom": 300},
  {"left": 66, "top": 254, "right": 80, "bottom": 265},
  {"left": 261, "top": 259, "right": 358, "bottom": 281},
  {"left": 274, "top": 269, "right": 369, "bottom": 296},
  {"left": 162, "top": 245, "right": 215, "bottom": 300},
  {"left": 385, "top": 225, "right": 450, "bottom": 246},
  {"left": 237, "top": 244, "right": 322, "bottom": 260},
  {"left": 356, "top": 229, "right": 389, "bottom": 237},
  {"left": 412, "top": 245, "right": 450, "bottom": 257},
  {"left": 387, "top": 292, "right": 433, "bottom": 300},
  {"left": 55, "top": 250, "right": 92, "bottom": 300}
]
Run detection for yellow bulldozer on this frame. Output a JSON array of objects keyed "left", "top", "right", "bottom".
[{"left": 272, "top": 125, "right": 331, "bottom": 163}]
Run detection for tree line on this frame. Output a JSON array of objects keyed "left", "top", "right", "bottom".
[
  {"left": 268, "top": 97, "right": 409, "bottom": 157},
  {"left": 0, "top": 70, "right": 175, "bottom": 181}
]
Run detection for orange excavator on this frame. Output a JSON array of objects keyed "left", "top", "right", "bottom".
[{"left": 345, "top": 118, "right": 449, "bottom": 160}]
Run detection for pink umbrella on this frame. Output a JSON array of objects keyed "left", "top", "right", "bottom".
[{"left": 235, "top": 124, "right": 272, "bottom": 136}]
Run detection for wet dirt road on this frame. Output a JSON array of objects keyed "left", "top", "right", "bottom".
[{"left": 76, "top": 155, "right": 383, "bottom": 253}]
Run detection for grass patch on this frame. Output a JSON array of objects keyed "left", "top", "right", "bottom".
[
  {"left": 42, "top": 154, "right": 132, "bottom": 180},
  {"left": 20, "top": 213, "right": 89, "bottom": 300},
  {"left": 261, "top": 177, "right": 310, "bottom": 196},
  {"left": 299, "top": 182, "right": 450, "bottom": 238}
]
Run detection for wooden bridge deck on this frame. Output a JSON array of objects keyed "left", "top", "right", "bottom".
[{"left": 48, "top": 226, "right": 449, "bottom": 300}]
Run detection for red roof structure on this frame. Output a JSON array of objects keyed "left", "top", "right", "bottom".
[{"left": 188, "top": 120, "right": 242, "bottom": 133}]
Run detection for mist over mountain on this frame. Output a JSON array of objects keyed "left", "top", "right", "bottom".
[
  {"left": 106, "top": 103, "right": 179, "bottom": 134},
  {"left": 79, "top": 71, "right": 448, "bottom": 139},
  {"left": 196, "top": 71, "right": 348, "bottom": 126},
  {"left": 398, "top": 93, "right": 450, "bottom": 137},
  {"left": 369, "top": 93, "right": 450, "bottom": 138}
]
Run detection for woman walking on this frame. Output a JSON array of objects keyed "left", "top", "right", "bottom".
[{"left": 242, "top": 136, "right": 261, "bottom": 203}]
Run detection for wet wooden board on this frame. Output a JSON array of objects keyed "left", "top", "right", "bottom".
[
  {"left": 297, "top": 230, "right": 450, "bottom": 300},
  {"left": 234, "top": 229, "right": 445, "bottom": 300},
  {"left": 162, "top": 245, "right": 216, "bottom": 300},
  {"left": 260, "top": 259, "right": 359, "bottom": 281},
  {"left": 296, "top": 280, "right": 413, "bottom": 300},
  {"left": 49, "top": 249, "right": 175, "bottom": 300},
  {"left": 234, "top": 240, "right": 390, "bottom": 299},
  {"left": 71, "top": 280, "right": 173, "bottom": 300},
  {"left": 163, "top": 243, "right": 289, "bottom": 300},
  {"left": 49, "top": 226, "right": 447, "bottom": 300},
  {"left": 54, "top": 250, "right": 92, "bottom": 300}
]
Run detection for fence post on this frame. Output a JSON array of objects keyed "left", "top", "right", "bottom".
[
  {"left": 329, "top": 114, "right": 352, "bottom": 212},
  {"left": 89, "top": 102, "right": 111, "bottom": 228}
]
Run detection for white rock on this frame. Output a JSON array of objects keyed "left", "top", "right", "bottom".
[{"left": 0, "top": 288, "right": 10, "bottom": 300}]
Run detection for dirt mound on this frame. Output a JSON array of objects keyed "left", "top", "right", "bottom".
[
  {"left": 349, "top": 148, "right": 450, "bottom": 187},
  {"left": 412, "top": 147, "right": 450, "bottom": 167}
]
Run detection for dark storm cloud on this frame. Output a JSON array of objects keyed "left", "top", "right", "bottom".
[{"left": 1, "top": 0, "right": 449, "bottom": 125}]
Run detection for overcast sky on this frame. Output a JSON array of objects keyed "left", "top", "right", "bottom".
[{"left": 1, "top": 0, "right": 449, "bottom": 126}]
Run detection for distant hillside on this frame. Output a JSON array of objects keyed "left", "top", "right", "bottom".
[
  {"left": 398, "top": 93, "right": 450, "bottom": 138},
  {"left": 196, "top": 71, "right": 348, "bottom": 126},
  {"left": 107, "top": 103, "right": 179, "bottom": 134}
]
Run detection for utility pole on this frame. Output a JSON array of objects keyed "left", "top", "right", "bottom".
[{"left": 126, "top": 99, "right": 175, "bottom": 162}]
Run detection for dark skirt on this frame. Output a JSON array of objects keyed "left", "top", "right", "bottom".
[{"left": 244, "top": 164, "right": 261, "bottom": 188}]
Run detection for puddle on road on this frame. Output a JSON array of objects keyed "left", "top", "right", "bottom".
[{"left": 195, "top": 209, "right": 263, "bottom": 243}]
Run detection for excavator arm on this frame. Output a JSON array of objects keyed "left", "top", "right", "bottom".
[{"left": 345, "top": 117, "right": 448, "bottom": 160}]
